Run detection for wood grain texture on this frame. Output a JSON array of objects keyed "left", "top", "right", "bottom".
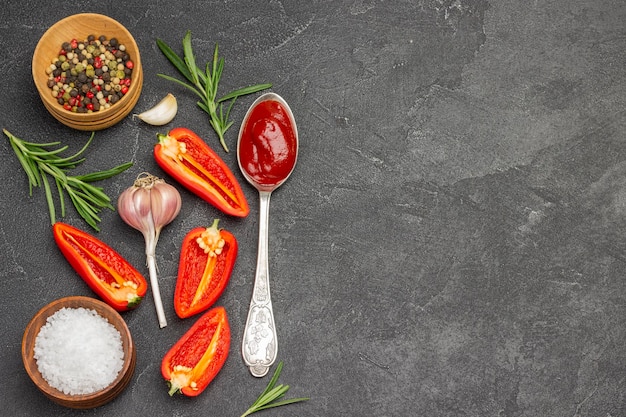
[
  {"left": 21, "top": 296, "right": 135, "bottom": 409},
  {"left": 31, "top": 13, "right": 142, "bottom": 130}
]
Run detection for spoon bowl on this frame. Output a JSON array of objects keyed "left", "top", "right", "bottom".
[
  {"left": 237, "top": 92, "right": 298, "bottom": 377},
  {"left": 237, "top": 93, "right": 299, "bottom": 191}
]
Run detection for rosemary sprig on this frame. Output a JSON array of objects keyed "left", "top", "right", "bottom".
[
  {"left": 156, "top": 31, "right": 272, "bottom": 152},
  {"left": 3, "top": 129, "right": 132, "bottom": 231},
  {"left": 240, "top": 362, "right": 309, "bottom": 417}
]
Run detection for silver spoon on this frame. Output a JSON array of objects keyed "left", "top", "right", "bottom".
[{"left": 237, "top": 92, "right": 299, "bottom": 377}]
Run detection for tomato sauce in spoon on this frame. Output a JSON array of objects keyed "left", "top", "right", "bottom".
[{"left": 238, "top": 99, "right": 297, "bottom": 189}]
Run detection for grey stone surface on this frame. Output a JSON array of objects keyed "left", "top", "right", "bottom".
[{"left": 1, "top": 0, "right": 625, "bottom": 416}]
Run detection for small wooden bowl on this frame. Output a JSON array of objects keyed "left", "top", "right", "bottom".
[
  {"left": 21, "top": 296, "right": 136, "bottom": 409},
  {"left": 32, "top": 13, "right": 143, "bottom": 130}
]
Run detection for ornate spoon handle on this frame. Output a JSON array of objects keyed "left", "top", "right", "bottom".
[{"left": 242, "top": 190, "right": 277, "bottom": 377}]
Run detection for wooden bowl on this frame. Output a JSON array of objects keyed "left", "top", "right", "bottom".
[
  {"left": 21, "top": 296, "right": 136, "bottom": 409},
  {"left": 32, "top": 13, "right": 143, "bottom": 130}
]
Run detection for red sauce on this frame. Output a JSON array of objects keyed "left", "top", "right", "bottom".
[{"left": 239, "top": 99, "right": 297, "bottom": 188}]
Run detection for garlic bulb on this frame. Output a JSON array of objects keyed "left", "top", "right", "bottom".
[
  {"left": 118, "top": 173, "right": 182, "bottom": 328},
  {"left": 134, "top": 93, "right": 178, "bottom": 125}
]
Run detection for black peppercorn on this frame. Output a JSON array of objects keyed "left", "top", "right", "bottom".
[{"left": 46, "top": 34, "right": 134, "bottom": 113}]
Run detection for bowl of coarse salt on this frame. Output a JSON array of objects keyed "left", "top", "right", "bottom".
[{"left": 21, "top": 296, "right": 136, "bottom": 409}]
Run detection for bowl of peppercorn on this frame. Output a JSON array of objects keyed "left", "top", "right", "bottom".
[
  {"left": 32, "top": 13, "right": 143, "bottom": 130},
  {"left": 21, "top": 296, "right": 136, "bottom": 409}
]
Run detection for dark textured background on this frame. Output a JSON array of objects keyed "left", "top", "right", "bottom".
[{"left": 1, "top": 0, "right": 626, "bottom": 416}]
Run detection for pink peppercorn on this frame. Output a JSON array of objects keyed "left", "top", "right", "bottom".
[{"left": 47, "top": 34, "right": 134, "bottom": 113}]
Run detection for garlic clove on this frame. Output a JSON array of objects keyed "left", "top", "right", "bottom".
[
  {"left": 150, "top": 180, "right": 182, "bottom": 232},
  {"left": 118, "top": 186, "right": 154, "bottom": 234},
  {"left": 134, "top": 93, "right": 178, "bottom": 126}
]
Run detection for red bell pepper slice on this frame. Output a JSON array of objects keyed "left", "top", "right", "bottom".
[
  {"left": 174, "top": 219, "right": 237, "bottom": 319},
  {"left": 154, "top": 127, "right": 249, "bottom": 217},
  {"left": 52, "top": 222, "right": 148, "bottom": 311},
  {"left": 161, "top": 306, "right": 230, "bottom": 396}
]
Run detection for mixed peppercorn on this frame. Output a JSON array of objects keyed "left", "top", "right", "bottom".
[{"left": 45, "top": 35, "right": 134, "bottom": 113}]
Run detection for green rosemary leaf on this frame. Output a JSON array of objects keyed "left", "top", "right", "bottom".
[
  {"left": 219, "top": 84, "right": 274, "bottom": 102},
  {"left": 222, "top": 119, "right": 234, "bottom": 134},
  {"left": 197, "top": 101, "right": 210, "bottom": 114},
  {"left": 40, "top": 170, "right": 56, "bottom": 225},
  {"left": 209, "top": 119, "right": 224, "bottom": 139},
  {"left": 74, "top": 161, "right": 134, "bottom": 182},
  {"left": 256, "top": 385, "right": 288, "bottom": 405},
  {"left": 252, "top": 397, "right": 312, "bottom": 413},
  {"left": 196, "top": 66, "right": 208, "bottom": 85},
  {"left": 263, "top": 361, "right": 283, "bottom": 393},
  {"left": 211, "top": 45, "right": 222, "bottom": 94},
  {"left": 184, "top": 56, "right": 199, "bottom": 84},
  {"left": 69, "top": 182, "right": 111, "bottom": 208},
  {"left": 240, "top": 362, "right": 308, "bottom": 417},
  {"left": 38, "top": 162, "right": 67, "bottom": 183},
  {"left": 223, "top": 99, "right": 237, "bottom": 128},
  {"left": 157, "top": 32, "right": 272, "bottom": 152},
  {"left": 204, "top": 61, "right": 216, "bottom": 100},
  {"left": 157, "top": 74, "right": 205, "bottom": 101},
  {"left": 18, "top": 139, "right": 63, "bottom": 147},
  {"left": 24, "top": 145, "right": 69, "bottom": 158},
  {"left": 59, "top": 131, "right": 95, "bottom": 163},
  {"left": 68, "top": 187, "right": 106, "bottom": 214},
  {"left": 9, "top": 139, "right": 40, "bottom": 190},
  {"left": 47, "top": 159, "right": 83, "bottom": 170},
  {"left": 156, "top": 38, "right": 194, "bottom": 83},
  {"left": 54, "top": 177, "right": 66, "bottom": 218},
  {"left": 182, "top": 31, "right": 199, "bottom": 86},
  {"left": 3, "top": 129, "right": 131, "bottom": 231},
  {"left": 67, "top": 189, "right": 96, "bottom": 213},
  {"left": 69, "top": 193, "right": 101, "bottom": 231}
]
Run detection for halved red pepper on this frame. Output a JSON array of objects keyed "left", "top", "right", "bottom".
[
  {"left": 154, "top": 127, "right": 249, "bottom": 217},
  {"left": 52, "top": 222, "right": 148, "bottom": 311},
  {"left": 174, "top": 219, "right": 237, "bottom": 319},
  {"left": 161, "top": 306, "right": 230, "bottom": 396}
]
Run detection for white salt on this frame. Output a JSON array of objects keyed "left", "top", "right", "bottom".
[{"left": 33, "top": 307, "right": 125, "bottom": 395}]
